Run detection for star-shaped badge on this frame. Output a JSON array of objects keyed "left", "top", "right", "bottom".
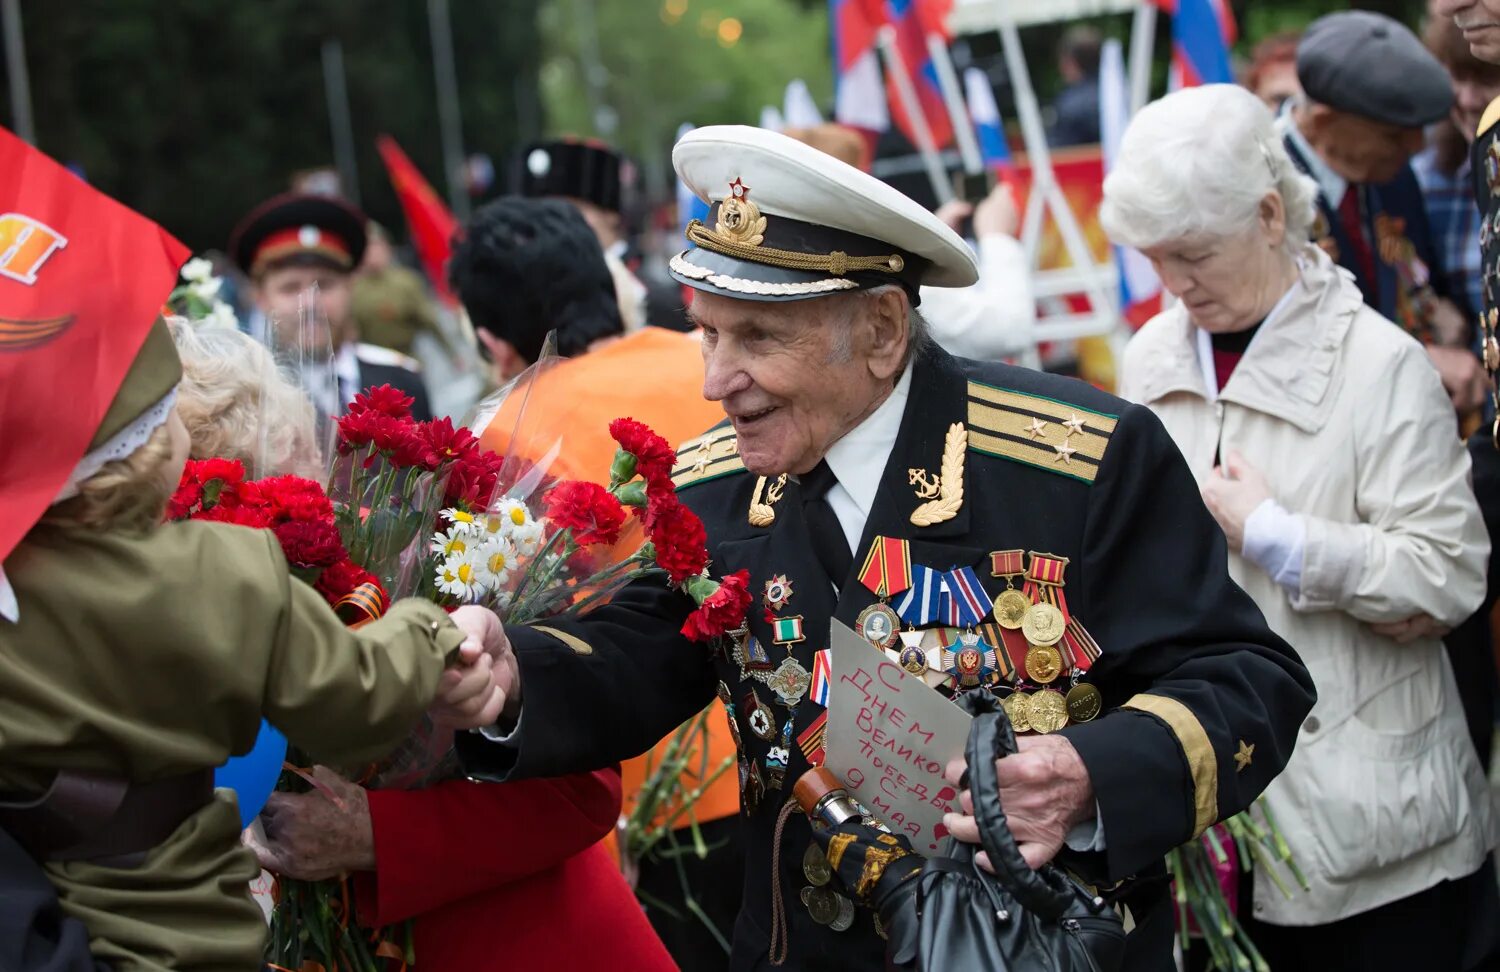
[
  {"left": 728, "top": 177, "right": 749, "bottom": 199},
  {"left": 1053, "top": 441, "right": 1077, "bottom": 464},
  {"left": 1234, "top": 739, "right": 1255, "bottom": 772},
  {"left": 1063, "top": 414, "right": 1087, "bottom": 437},
  {"left": 1025, "top": 417, "right": 1047, "bottom": 440}
]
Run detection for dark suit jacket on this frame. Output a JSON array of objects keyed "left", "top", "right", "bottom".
[
  {"left": 353, "top": 358, "right": 433, "bottom": 422},
  {"left": 459, "top": 346, "right": 1315, "bottom": 971}
]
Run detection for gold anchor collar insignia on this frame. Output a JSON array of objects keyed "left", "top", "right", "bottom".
[
  {"left": 748, "top": 473, "right": 787, "bottom": 527},
  {"left": 909, "top": 422, "right": 966, "bottom": 527}
]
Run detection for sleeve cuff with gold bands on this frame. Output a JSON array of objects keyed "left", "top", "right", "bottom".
[{"left": 1121, "top": 692, "right": 1219, "bottom": 838}]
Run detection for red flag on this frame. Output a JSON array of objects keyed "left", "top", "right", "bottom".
[
  {"left": 0, "top": 125, "right": 190, "bottom": 567},
  {"left": 376, "top": 135, "right": 459, "bottom": 306},
  {"left": 885, "top": 0, "right": 955, "bottom": 149}
]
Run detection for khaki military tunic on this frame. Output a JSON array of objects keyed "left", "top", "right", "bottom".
[{"left": 0, "top": 519, "right": 464, "bottom": 970}]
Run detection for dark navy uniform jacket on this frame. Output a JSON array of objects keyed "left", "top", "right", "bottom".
[{"left": 458, "top": 345, "right": 1315, "bottom": 971}]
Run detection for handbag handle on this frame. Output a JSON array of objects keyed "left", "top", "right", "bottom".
[{"left": 962, "top": 693, "right": 1078, "bottom": 919}]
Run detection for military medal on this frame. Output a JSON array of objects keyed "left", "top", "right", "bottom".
[
  {"left": 1065, "top": 682, "right": 1102, "bottom": 723},
  {"left": 771, "top": 615, "right": 806, "bottom": 645},
  {"left": 802, "top": 886, "right": 839, "bottom": 925},
  {"left": 744, "top": 759, "right": 765, "bottom": 812},
  {"left": 856, "top": 603, "right": 900, "bottom": 650},
  {"left": 830, "top": 893, "right": 856, "bottom": 932},
  {"left": 1002, "top": 691, "right": 1032, "bottom": 733},
  {"left": 1021, "top": 602, "right": 1065, "bottom": 647},
  {"left": 989, "top": 549, "right": 1031, "bottom": 629},
  {"left": 738, "top": 632, "right": 776, "bottom": 675},
  {"left": 1024, "top": 644, "right": 1064, "bottom": 684},
  {"left": 944, "top": 630, "right": 997, "bottom": 690},
  {"left": 1027, "top": 690, "right": 1069, "bottom": 734},
  {"left": 894, "top": 629, "right": 930, "bottom": 676},
  {"left": 717, "top": 682, "right": 744, "bottom": 751},
  {"left": 763, "top": 574, "right": 794, "bottom": 612},
  {"left": 766, "top": 744, "right": 790, "bottom": 789},
  {"left": 742, "top": 690, "right": 776, "bottom": 740},
  {"left": 803, "top": 843, "right": 832, "bottom": 886},
  {"left": 766, "top": 655, "right": 812, "bottom": 706}
]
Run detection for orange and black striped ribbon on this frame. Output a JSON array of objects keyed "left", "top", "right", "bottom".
[
  {"left": 335, "top": 581, "right": 387, "bottom": 625},
  {"left": 1063, "top": 617, "right": 1101, "bottom": 673},
  {"left": 975, "top": 621, "right": 1016, "bottom": 683}
]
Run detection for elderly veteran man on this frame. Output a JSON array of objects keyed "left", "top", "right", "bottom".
[
  {"left": 457, "top": 126, "right": 1314, "bottom": 972},
  {"left": 1280, "top": 11, "right": 1491, "bottom": 416}
]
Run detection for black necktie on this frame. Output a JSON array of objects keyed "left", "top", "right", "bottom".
[{"left": 801, "top": 461, "right": 853, "bottom": 590}]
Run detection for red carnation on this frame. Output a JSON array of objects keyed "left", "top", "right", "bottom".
[
  {"left": 196, "top": 501, "right": 275, "bottom": 530},
  {"left": 168, "top": 458, "right": 249, "bottom": 518},
  {"left": 422, "top": 417, "right": 480, "bottom": 471},
  {"left": 646, "top": 494, "right": 709, "bottom": 583},
  {"left": 255, "top": 476, "right": 335, "bottom": 523},
  {"left": 609, "top": 417, "right": 677, "bottom": 487},
  {"left": 681, "top": 570, "right": 753, "bottom": 642},
  {"left": 273, "top": 519, "right": 347, "bottom": 569},
  {"left": 349, "top": 384, "right": 414, "bottom": 419},
  {"left": 545, "top": 480, "right": 628, "bottom": 548},
  {"left": 444, "top": 449, "right": 505, "bottom": 509},
  {"left": 166, "top": 480, "right": 203, "bottom": 520}
]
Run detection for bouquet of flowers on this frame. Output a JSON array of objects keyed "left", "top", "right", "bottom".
[
  {"left": 189, "top": 370, "right": 751, "bottom": 971},
  {"left": 1169, "top": 800, "right": 1308, "bottom": 971}
]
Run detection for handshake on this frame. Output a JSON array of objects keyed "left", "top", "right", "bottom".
[{"left": 428, "top": 606, "right": 522, "bottom": 731}]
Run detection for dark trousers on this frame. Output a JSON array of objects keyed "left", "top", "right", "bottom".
[
  {"left": 636, "top": 815, "right": 746, "bottom": 972},
  {"left": 1244, "top": 856, "right": 1500, "bottom": 972}
]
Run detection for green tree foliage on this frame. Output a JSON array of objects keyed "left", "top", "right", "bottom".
[{"left": 1, "top": 0, "right": 540, "bottom": 249}]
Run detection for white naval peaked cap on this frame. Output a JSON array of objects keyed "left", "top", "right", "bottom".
[{"left": 669, "top": 125, "right": 978, "bottom": 303}]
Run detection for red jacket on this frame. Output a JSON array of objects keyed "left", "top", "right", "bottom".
[{"left": 355, "top": 769, "right": 677, "bottom": 971}]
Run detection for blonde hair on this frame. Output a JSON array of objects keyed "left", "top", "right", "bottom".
[
  {"left": 43, "top": 422, "right": 177, "bottom": 533},
  {"left": 170, "top": 320, "right": 324, "bottom": 479}
]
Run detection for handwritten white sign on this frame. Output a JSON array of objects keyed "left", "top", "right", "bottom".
[{"left": 825, "top": 621, "right": 973, "bottom": 856}]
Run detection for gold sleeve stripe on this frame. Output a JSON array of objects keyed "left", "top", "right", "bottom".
[
  {"left": 968, "top": 399, "right": 1111, "bottom": 463},
  {"left": 1122, "top": 693, "right": 1218, "bottom": 838},
  {"left": 1479, "top": 95, "right": 1500, "bottom": 141},
  {"left": 674, "top": 425, "right": 737, "bottom": 455},
  {"left": 533, "top": 625, "right": 593, "bottom": 656},
  {"left": 672, "top": 456, "right": 747, "bottom": 489},
  {"left": 967, "top": 380, "right": 1119, "bottom": 435}
]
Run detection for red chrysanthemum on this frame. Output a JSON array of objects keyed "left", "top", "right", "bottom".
[
  {"left": 609, "top": 417, "right": 677, "bottom": 487},
  {"left": 348, "top": 384, "right": 414, "bottom": 419},
  {"left": 273, "top": 519, "right": 347, "bottom": 569},
  {"left": 544, "top": 480, "right": 629, "bottom": 548},
  {"left": 422, "top": 417, "right": 480, "bottom": 471},
  {"left": 681, "top": 570, "right": 753, "bottom": 642},
  {"left": 646, "top": 494, "right": 709, "bottom": 583}
]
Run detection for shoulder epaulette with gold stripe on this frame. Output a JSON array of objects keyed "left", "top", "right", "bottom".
[
  {"left": 671, "top": 425, "right": 746, "bottom": 489},
  {"left": 965, "top": 380, "right": 1118, "bottom": 484}
]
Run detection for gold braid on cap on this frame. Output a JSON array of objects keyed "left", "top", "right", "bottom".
[{"left": 684, "top": 180, "right": 905, "bottom": 278}]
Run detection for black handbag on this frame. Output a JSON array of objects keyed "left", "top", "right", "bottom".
[{"left": 911, "top": 691, "right": 1126, "bottom": 972}]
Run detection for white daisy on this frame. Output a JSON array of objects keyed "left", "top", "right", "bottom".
[
  {"left": 439, "top": 507, "right": 484, "bottom": 535},
  {"left": 429, "top": 526, "right": 472, "bottom": 559},
  {"left": 511, "top": 519, "right": 546, "bottom": 558},
  {"left": 190, "top": 277, "right": 223, "bottom": 302},
  {"left": 435, "top": 553, "right": 484, "bottom": 600},
  {"left": 180, "top": 257, "right": 215, "bottom": 283},
  {"left": 476, "top": 537, "right": 519, "bottom": 591}
]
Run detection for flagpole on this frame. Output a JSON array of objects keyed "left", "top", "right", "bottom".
[
  {"left": 1, "top": 0, "right": 34, "bottom": 145},
  {"left": 321, "top": 39, "right": 361, "bottom": 207},
  {"left": 427, "top": 0, "right": 470, "bottom": 221},
  {"left": 877, "top": 26, "right": 954, "bottom": 205},
  {"left": 1128, "top": 3, "right": 1157, "bottom": 115},
  {"left": 926, "top": 34, "right": 983, "bottom": 176}
]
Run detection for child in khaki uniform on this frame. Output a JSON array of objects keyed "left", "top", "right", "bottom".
[{"left": 0, "top": 133, "right": 505, "bottom": 971}]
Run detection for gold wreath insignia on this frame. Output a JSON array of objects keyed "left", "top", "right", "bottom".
[{"left": 909, "top": 423, "right": 966, "bottom": 527}]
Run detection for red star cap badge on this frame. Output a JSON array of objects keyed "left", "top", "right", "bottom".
[{"left": 727, "top": 177, "right": 749, "bottom": 199}]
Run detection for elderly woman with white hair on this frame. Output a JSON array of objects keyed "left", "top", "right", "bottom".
[{"left": 1106, "top": 84, "right": 1497, "bottom": 970}]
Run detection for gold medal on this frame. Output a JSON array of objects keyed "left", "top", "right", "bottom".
[
  {"left": 803, "top": 842, "right": 832, "bottom": 886},
  {"left": 801, "top": 885, "right": 839, "bottom": 925},
  {"left": 1066, "top": 682, "right": 1102, "bottom": 723},
  {"left": 1021, "top": 602, "right": 1065, "bottom": 647},
  {"left": 830, "top": 893, "right": 856, "bottom": 931},
  {"left": 1027, "top": 690, "right": 1069, "bottom": 734},
  {"left": 995, "top": 588, "right": 1030, "bottom": 630},
  {"left": 1001, "top": 691, "right": 1032, "bottom": 733},
  {"left": 1024, "top": 644, "right": 1064, "bottom": 684}
]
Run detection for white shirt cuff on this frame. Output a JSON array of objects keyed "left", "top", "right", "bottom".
[
  {"left": 1242, "top": 498, "right": 1307, "bottom": 596},
  {"left": 476, "top": 707, "right": 521, "bottom": 742},
  {"left": 1063, "top": 801, "right": 1106, "bottom": 852}
]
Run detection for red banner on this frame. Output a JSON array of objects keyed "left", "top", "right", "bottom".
[{"left": 376, "top": 135, "right": 459, "bottom": 306}]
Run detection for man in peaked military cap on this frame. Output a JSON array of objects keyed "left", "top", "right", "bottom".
[
  {"left": 229, "top": 193, "right": 433, "bottom": 420},
  {"left": 1279, "top": 11, "right": 1491, "bottom": 416},
  {"left": 457, "top": 126, "right": 1314, "bottom": 971}
]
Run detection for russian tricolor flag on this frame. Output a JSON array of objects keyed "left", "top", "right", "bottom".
[
  {"left": 1155, "top": 0, "right": 1236, "bottom": 88},
  {"left": 830, "top": 0, "right": 890, "bottom": 133},
  {"left": 884, "top": 0, "right": 954, "bottom": 148},
  {"left": 964, "top": 67, "right": 1012, "bottom": 174},
  {"left": 1100, "top": 39, "right": 1162, "bottom": 326}
]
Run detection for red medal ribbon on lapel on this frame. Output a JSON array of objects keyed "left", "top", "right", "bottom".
[{"left": 857, "top": 536, "right": 913, "bottom": 598}]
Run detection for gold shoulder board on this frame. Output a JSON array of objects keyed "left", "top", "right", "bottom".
[
  {"left": 1479, "top": 95, "right": 1500, "bottom": 142},
  {"left": 671, "top": 425, "right": 745, "bottom": 489},
  {"left": 965, "top": 381, "right": 1118, "bottom": 484}
]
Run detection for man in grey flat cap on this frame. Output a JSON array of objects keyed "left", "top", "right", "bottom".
[{"left": 1279, "top": 10, "right": 1489, "bottom": 415}]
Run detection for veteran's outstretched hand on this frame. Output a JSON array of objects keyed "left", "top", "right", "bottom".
[{"left": 429, "top": 607, "right": 520, "bottom": 729}]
